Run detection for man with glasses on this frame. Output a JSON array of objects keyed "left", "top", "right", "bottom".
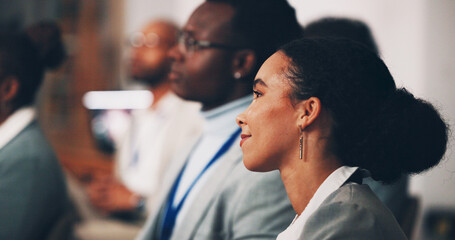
[
  {"left": 86, "top": 20, "right": 202, "bottom": 220},
  {"left": 137, "top": 1, "right": 302, "bottom": 239}
]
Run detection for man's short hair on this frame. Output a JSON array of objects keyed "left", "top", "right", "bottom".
[{"left": 207, "top": 0, "right": 302, "bottom": 71}]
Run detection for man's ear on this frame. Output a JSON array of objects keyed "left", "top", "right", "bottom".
[
  {"left": 0, "top": 76, "right": 19, "bottom": 102},
  {"left": 231, "top": 50, "right": 256, "bottom": 79},
  {"left": 296, "top": 97, "right": 321, "bottom": 131}
]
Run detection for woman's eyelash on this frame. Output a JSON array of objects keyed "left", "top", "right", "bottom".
[{"left": 253, "top": 90, "right": 263, "bottom": 98}]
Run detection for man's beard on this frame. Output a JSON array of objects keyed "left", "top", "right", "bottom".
[{"left": 131, "top": 69, "right": 168, "bottom": 87}]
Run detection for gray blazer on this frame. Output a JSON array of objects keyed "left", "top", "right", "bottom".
[
  {"left": 303, "top": 183, "right": 408, "bottom": 240},
  {"left": 137, "top": 134, "right": 294, "bottom": 240},
  {"left": 0, "top": 121, "right": 68, "bottom": 240}
]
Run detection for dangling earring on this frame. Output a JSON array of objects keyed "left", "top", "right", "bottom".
[
  {"left": 299, "top": 132, "right": 303, "bottom": 159},
  {"left": 234, "top": 72, "right": 241, "bottom": 79}
]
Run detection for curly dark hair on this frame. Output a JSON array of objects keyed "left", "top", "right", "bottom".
[
  {"left": 280, "top": 38, "right": 448, "bottom": 183},
  {"left": 206, "top": 0, "right": 303, "bottom": 77},
  {"left": 0, "top": 21, "right": 65, "bottom": 109}
]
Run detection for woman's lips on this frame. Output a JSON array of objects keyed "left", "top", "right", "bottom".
[{"left": 240, "top": 134, "right": 251, "bottom": 147}]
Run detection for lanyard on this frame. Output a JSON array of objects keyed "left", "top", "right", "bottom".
[
  {"left": 159, "top": 128, "right": 242, "bottom": 240},
  {"left": 129, "top": 114, "right": 140, "bottom": 167}
]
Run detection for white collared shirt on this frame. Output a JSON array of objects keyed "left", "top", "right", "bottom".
[
  {"left": 0, "top": 107, "right": 36, "bottom": 151},
  {"left": 116, "top": 92, "right": 203, "bottom": 212},
  {"left": 276, "top": 166, "right": 359, "bottom": 240}
]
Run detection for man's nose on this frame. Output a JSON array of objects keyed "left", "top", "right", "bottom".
[{"left": 168, "top": 44, "right": 183, "bottom": 62}]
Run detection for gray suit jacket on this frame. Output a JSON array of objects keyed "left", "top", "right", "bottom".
[
  {"left": 137, "top": 134, "right": 294, "bottom": 240},
  {"left": 303, "top": 183, "right": 407, "bottom": 240},
  {"left": 0, "top": 121, "right": 68, "bottom": 240}
]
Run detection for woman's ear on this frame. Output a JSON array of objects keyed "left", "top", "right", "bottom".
[
  {"left": 296, "top": 97, "right": 321, "bottom": 130},
  {"left": 0, "top": 76, "right": 19, "bottom": 102},
  {"left": 231, "top": 50, "right": 256, "bottom": 80}
]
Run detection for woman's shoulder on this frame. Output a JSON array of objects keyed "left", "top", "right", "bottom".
[
  {"left": 326, "top": 183, "right": 384, "bottom": 206},
  {"left": 302, "top": 183, "right": 407, "bottom": 239},
  {"left": 7, "top": 121, "right": 55, "bottom": 156},
  {"left": 0, "top": 121, "right": 61, "bottom": 173},
  {"left": 322, "top": 183, "right": 397, "bottom": 221}
]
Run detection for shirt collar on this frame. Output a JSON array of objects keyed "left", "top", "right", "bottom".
[
  {"left": 0, "top": 107, "right": 36, "bottom": 150},
  {"left": 200, "top": 95, "right": 253, "bottom": 135},
  {"left": 295, "top": 166, "right": 358, "bottom": 235},
  {"left": 301, "top": 165, "right": 358, "bottom": 214},
  {"left": 134, "top": 92, "right": 180, "bottom": 118}
]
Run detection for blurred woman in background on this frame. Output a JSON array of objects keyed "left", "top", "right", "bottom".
[
  {"left": 236, "top": 38, "right": 448, "bottom": 239},
  {"left": 0, "top": 22, "right": 68, "bottom": 240}
]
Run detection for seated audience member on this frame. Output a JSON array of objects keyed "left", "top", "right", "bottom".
[
  {"left": 0, "top": 22, "right": 68, "bottom": 240},
  {"left": 137, "top": 1, "right": 302, "bottom": 239},
  {"left": 236, "top": 38, "right": 448, "bottom": 239},
  {"left": 304, "top": 17, "right": 379, "bottom": 54},
  {"left": 303, "top": 17, "right": 409, "bottom": 219},
  {"left": 87, "top": 20, "right": 202, "bottom": 217}
]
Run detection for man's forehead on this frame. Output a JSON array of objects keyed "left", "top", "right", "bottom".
[
  {"left": 140, "top": 22, "right": 177, "bottom": 45},
  {"left": 141, "top": 23, "right": 166, "bottom": 38},
  {"left": 184, "top": 2, "right": 234, "bottom": 38},
  {"left": 141, "top": 24, "right": 160, "bottom": 36}
]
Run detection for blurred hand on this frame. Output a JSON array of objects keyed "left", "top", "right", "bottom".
[{"left": 86, "top": 174, "right": 141, "bottom": 214}]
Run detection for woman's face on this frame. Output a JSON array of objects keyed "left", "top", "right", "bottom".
[{"left": 236, "top": 52, "right": 300, "bottom": 172}]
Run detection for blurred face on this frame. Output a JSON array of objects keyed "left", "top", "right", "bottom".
[
  {"left": 168, "top": 2, "right": 237, "bottom": 110},
  {"left": 129, "top": 23, "right": 176, "bottom": 85},
  {"left": 236, "top": 52, "right": 299, "bottom": 172}
]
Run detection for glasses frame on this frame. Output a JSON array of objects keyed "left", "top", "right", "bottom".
[
  {"left": 178, "top": 31, "right": 244, "bottom": 53},
  {"left": 128, "top": 31, "right": 160, "bottom": 48}
]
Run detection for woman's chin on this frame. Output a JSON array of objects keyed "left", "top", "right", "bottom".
[{"left": 242, "top": 157, "right": 275, "bottom": 172}]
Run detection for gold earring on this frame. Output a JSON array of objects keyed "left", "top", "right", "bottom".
[{"left": 299, "top": 133, "right": 303, "bottom": 159}]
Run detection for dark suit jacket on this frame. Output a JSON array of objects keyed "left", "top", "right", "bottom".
[
  {"left": 303, "top": 183, "right": 408, "bottom": 239},
  {"left": 0, "top": 121, "right": 68, "bottom": 240}
]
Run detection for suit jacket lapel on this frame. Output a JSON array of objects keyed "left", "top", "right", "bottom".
[
  {"left": 159, "top": 133, "right": 201, "bottom": 207},
  {"left": 173, "top": 144, "right": 243, "bottom": 240},
  {"left": 141, "top": 132, "right": 202, "bottom": 240}
]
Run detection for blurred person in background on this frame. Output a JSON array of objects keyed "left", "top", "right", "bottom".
[
  {"left": 86, "top": 20, "right": 202, "bottom": 219},
  {"left": 0, "top": 21, "right": 68, "bottom": 240},
  {"left": 137, "top": 0, "right": 302, "bottom": 239},
  {"left": 303, "top": 17, "right": 410, "bottom": 221},
  {"left": 0, "top": 0, "right": 61, "bottom": 32}
]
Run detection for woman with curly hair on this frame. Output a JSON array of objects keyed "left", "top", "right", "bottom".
[{"left": 236, "top": 38, "right": 448, "bottom": 239}]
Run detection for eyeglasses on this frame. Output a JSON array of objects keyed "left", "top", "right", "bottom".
[
  {"left": 177, "top": 31, "right": 243, "bottom": 53},
  {"left": 128, "top": 31, "right": 160, "bottom": 48}
]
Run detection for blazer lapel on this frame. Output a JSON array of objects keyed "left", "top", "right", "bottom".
[
  {"left": 172, "top": 144, "right": 243, "bottom": 240},
  {"left": 158, "top": 132, "right": 201, "bottom": 206},
  {"left": 141, "top": 132, "right": 202, "bottom": 240}
]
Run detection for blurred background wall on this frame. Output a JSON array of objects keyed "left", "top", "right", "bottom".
[{"left": 1, "top": 0, "right": 454, "bottom": 239}]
